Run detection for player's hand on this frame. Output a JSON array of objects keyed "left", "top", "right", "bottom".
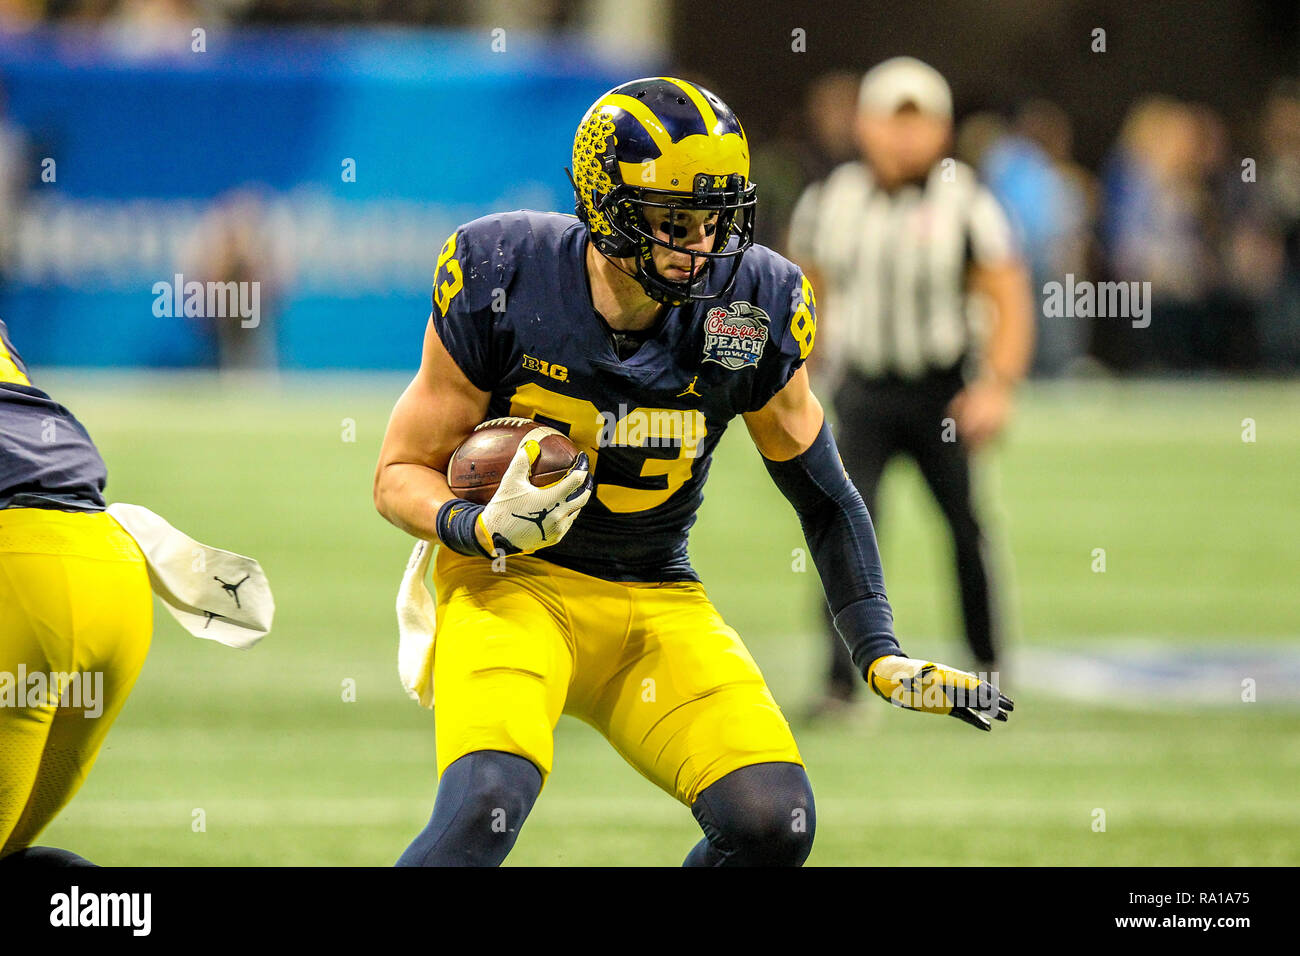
[
  {"left": 478, "top": 430, "right": 592, "bottom": 556},
  {"left": 866, "top": 655, "right": 1013, "bottom": 731},
  {"left": 947, "top": 379, "right": 1012, "bottom": 452}
]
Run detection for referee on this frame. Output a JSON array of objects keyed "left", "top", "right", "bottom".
[{"left": 788, "top": 58, "right": 1034, "bottom": 714}]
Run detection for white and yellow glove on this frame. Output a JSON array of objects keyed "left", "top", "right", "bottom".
[
  {"left": 867, "top": 655, "right": 1013, "bottom": 731},
  {"left": 436, "top": 426, "right": 592, "bottom": 560},
  {"left": 477, "top": 430, "right": 591, "bottom": 555}
]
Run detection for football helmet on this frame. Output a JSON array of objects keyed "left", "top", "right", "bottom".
[{"left": 570, "top": 77, "right": 757, "bottom": 305}]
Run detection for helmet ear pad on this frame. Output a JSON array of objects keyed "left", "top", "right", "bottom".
[{"left": 590, "top": 190, "right": 640, "bottom": 259}]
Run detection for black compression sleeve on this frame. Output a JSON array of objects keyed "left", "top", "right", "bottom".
[{"left": 761, "top": 420, "right": 903, "bottom": 678}]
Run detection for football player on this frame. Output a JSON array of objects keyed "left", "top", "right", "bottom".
[
  {"left": 374, "top": 77, "right": 1013, "bottom": 867},
  {"left": 0, "top": 319, "right": 271, "bottom": 867},
  {"left": 0, "top": 319, "right": 153, "bottom": 867}
]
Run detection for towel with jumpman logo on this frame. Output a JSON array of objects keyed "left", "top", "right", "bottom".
[{"left": 105, "top": 502, "right": 275, "bottom": 648}]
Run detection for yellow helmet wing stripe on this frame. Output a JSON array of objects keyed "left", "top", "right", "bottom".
[{"left": 618, "top": 133, "right": 749, "bottom": 188}]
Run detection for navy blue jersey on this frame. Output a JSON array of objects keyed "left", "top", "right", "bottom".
[
  {"left": 431, "top": 211, "right": 816, "bottom": 581},
  {"left": 0, "top": 319, "right": 107, "bottom": 511}
]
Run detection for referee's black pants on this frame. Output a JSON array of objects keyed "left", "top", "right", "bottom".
[{"left": 822, "top": 364, "right": 1000, "bottom": 697}]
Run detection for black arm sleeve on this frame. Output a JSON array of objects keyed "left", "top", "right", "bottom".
[{"left": 762, "top": 420, "right": 903, "bottom": 678}]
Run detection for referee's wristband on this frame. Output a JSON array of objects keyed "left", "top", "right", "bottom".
[{"left": 434, "top": 499, "right": 490, "bottom": 558}]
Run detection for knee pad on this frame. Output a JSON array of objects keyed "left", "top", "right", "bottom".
[
  {"left": 453, "top": 751, "right": 539, "bottom": 834},
  {"left": 0, "top": 846, "right": 98, "bottom": 867},
  {"left": 691, "top": 762, "right": 816, "bottom": 866},
  {"left": 396, "top": 750, "right": 542, "bottom": 867}
]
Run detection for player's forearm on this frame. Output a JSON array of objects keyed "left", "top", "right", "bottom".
[
  {"left": 762, "top": 421, "right": 903, "bottom": 675},
  {"left": 375, "top": 462, "right": 466, "bottom": 542}
]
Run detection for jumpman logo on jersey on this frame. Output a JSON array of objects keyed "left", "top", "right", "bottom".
[
  {"left": 201, "top": 610, "right": 226, "bottom": 629},
  {"left": 214, "top": 574, "right": 250, "bottom": 609},
  {"left": 511, "top": 503, "right": 558, "bottom": 540},
  {"left": 676, "top": 375, "right": 702, "bottom": 398}
]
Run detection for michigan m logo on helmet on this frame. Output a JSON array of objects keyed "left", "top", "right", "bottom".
[{"left": 569, "top": 77, "right": 757, "bottom": 306}]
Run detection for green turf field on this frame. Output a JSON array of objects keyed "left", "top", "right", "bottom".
[{"left": 33, "top": 373, "right": 1300, "bottom": 865}]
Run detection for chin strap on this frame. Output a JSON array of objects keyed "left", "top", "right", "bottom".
[
  {"left": 584, "top": 240, "right": 684, "bottom": 307},
  {"left": 592, "top": 239, "right": 719, "bottom": 307}
]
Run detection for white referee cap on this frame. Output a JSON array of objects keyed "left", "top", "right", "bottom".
[{"left": 858, "top": 56, "right": 953, "bottom": 119}]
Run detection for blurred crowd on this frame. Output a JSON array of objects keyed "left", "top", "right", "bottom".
[
  {"left": 1, "top": 0, "right": 1298, "bottom": 375},
  {"left": 757, "top": 73, "right": 1300, "bottom": 375}
]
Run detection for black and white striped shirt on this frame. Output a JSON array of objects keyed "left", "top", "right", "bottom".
[{"left": 788, "top": 159, "right": 1016, "bottom": 379}]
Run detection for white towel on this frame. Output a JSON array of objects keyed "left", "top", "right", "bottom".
[
  {"left": 396, "top": 538, "right": 437, "bottom": 708},
  {"left": 105, "top": 502, "right": 274, "bottom": 649}
]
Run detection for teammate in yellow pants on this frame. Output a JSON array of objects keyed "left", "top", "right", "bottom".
[
  {"left": 0, "top": 510, "right": 153, "bottom": 859},
  {"left": 0, "top": 319, "right": 152, "bottom": 865}
]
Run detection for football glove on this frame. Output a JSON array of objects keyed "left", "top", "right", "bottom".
[
  {"left": 866, "top": 655, "right": 1013, "bottom": 731},
  {"left": 477, "top": 429, "right": 592, "bottom": 556}
]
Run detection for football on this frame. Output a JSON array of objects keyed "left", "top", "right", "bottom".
[{"left": 447, "top": 417, "right": 579, "bottom": 505}]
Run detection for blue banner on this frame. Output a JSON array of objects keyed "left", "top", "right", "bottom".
[{"left": 0, "top": 25, "right": 640, "bottom": 368}]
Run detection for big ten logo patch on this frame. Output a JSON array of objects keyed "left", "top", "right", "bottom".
[{"left": 522, "top": 354, "right": 569, "bottom": 382}]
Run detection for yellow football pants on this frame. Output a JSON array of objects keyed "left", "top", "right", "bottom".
[
  {"left": 0, "top": 508, "right": 153, "bottom": 857},
  {"left": 431, "top": 546, "right": 802, "bottom": 806}
]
